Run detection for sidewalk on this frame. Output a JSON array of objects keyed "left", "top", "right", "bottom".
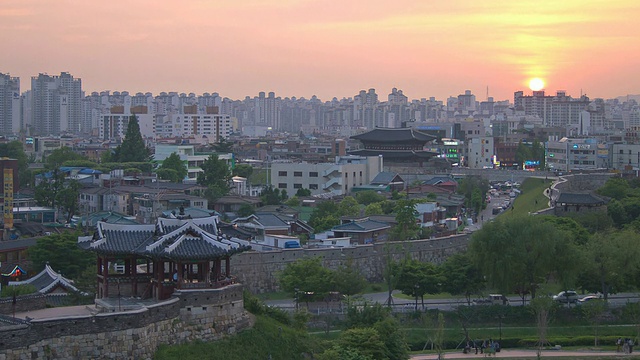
[{"left": 411, "top": 349, "right": 624, "bottom": 359}]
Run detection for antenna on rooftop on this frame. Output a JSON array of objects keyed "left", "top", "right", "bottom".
[{"left": 486, "top": 86, "right": 489, "bottom": 101}]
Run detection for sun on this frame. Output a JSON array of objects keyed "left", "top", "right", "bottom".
[{"left": 529, "top": 78, "right": 545, "bottom": 91}]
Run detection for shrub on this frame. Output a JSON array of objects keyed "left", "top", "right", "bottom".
[{"left": 0, "top": 284, "right": 37, "bottom": 298}]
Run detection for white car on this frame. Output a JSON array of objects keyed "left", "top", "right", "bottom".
[{"left": 553, "top": 290, "right": 579, "bottom": 303}]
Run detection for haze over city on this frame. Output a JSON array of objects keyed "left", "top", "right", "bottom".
[{"left": 2, "top": 0, "right": 639, "bottom": 100}]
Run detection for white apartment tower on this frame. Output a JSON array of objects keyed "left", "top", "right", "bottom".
[
  {"left": 0, "top": 73, "right": 21, "bottom": 135},
  {"left": 30, "top": 72, "right": 82, "bottom": 136}
]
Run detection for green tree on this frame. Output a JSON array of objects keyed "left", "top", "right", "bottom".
[
  {"left": 34, "top": 169, "right": 66, "bottom": 209},
  {"left": 309, "top": 201, "right": 340, "bottom": 231},
  {"left": 457, "top": 176, "right": 489, "bottom": 212},
  {"left": 232, "top": 163, "right": 254, "bottom": 179},
  {"left": 0, "top": 140, "right": 31, "bottom": 187},
  {"left": 337, "top": 328, "right": 387, "bottom": 360},
  {"left": 332, "top": 260, "right": 367, "bottom": 298},
  {"left": 394, "top": 259, "right": 443, "bottom": 310},
  {"left": 470, "top": 216, "right": 566, "bottom": 302},
  {"left": 237, "top": 204, "right": 255, "bottom": 217},
  {"left": 114, "top": 115, "right": 151, "bottom": 162},
  {"left": 157, "top": 152, "right": 187, "bottom": 183},
  {"left": 260, "top": 186, "right": 282, "bottom": 205},
  {"left": 356, "top": 190, "right": 385, "bottom": 205},
  {"left": 582, "top": 299, "right": 607, "bottom": 346},
  {"left": 607, "top": 199, "right": 628, "bottom": 227},
  {"left": 57, "top": 179, "right": 81, "bottom": 223},
  {"left": 28, "top": 232, "right": 96, "bottom": 279},
  {"left": 388, "top": 199, "right": 420, "bottom": 241},
  {"left": 440, "top": 252, "right": 485, "bottom": 305},
  {"left": 597, "top": 177, "right": 630, "bottom": 200},
  {"left": 295, "top": 188, "right": 311, "bottom": 197},
  {"left": 1, "top": 284, "right": 37, "bottom": 298},
  {"left": 578, "top": 229, "right": 640, "bottom": 299},
  {"left": 278, "top": 257, "right": 333, "bottom": 302},
  {"left": 197, "top": 154, "right": 231, "bottom": 203},
  {"left": 285, "top": 196, "right": 301, "bottom": 207},
  {"left": 530, "top": 295, "right": 554, "bottom": 357},
  {"left": 364, "top": 202, "right": 383, "bottom": 216},
  {"left": 515, "top": 141, "right": 532, "bottom": 164},
  {"left": 45, "top": 146, "right": 85, "bottom": 169},
  {"left": 339, "top": 196, "right": 360, "bottom": 217}
]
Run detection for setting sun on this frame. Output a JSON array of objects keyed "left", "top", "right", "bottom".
[{"left": 529, "top": 78, "right": 545, "bottom": 91}]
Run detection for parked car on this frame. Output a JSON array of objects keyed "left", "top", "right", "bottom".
[{"left": 553, "top": 290, "right": 579, "bottom": 303}]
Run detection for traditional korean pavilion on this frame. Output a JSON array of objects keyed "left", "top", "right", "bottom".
[
  {"left": 78, "top": 215, "right": 251, "bottom": 301},
  {"left": 349, "top": 127, "right": 439, "bottom": 165}
]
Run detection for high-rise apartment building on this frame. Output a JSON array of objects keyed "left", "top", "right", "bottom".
[
  {"left": 514, "top": 90, "right": 589, "bottom": 129},
  {"left": 30, "top": 72, "right": 82, "bottom": 135},
  {"left": 0, "top": 73, "right": 21, "bottom": 135}
]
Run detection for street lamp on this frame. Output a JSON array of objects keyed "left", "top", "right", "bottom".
[{"left": 414, "top": 284, "right": 419, "bottom": 311}]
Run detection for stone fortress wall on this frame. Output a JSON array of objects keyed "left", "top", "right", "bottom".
[
  {"left": 0, "top": 284, "right": 251, "bottom": 360},
  {"left": 232, "top": 233, "right": 471, "bottom": 293},
  {"left": 0, "top": 234, "right": 471, "bottom": 359}
]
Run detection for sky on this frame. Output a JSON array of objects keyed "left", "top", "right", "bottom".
[{"left": 1, "top": 0, "right": 639, "bottom": 102}]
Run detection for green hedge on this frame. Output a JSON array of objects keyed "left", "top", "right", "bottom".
[{"left": 405, "top": 335, "right": 624, "bottom": 351}]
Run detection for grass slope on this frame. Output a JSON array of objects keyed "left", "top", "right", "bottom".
[
  {"left": 155, "top": 315, "right": 315, "bottom": 360},
  {"left": 499, "top": 177, "right": 552, "bottom": 219}
]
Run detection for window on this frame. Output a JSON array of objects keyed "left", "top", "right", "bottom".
[
  {"left": 294, "top": 171, "right": 302, "bottom": 177},
  {"left": 293, "top": 183, "right": 302, "bottom": 189},
  {"left": 278, "top": 183, "right": 287, "bottom": 189},
  {"left": 345, "top": 173, "right": 348, "bottom": 178},
  {"left": 309, "top": 172, "right": 318, "bottom": 177},
  {"left": 359, "top": 171, "right": 362, "bottom": 177},
  {"left": 278, "top": 171, "right": 287, "bottom": 176},
  {"left": 309, "top": 184, "right": 318, "bottom": 190}
]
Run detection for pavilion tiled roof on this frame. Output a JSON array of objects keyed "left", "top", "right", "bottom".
[
  {"left": 9, "top": 264, "right": 82, "bottom": 295},
  {"left": 348, "top": 149, "right": 438, "bottom": 158},
  {"left": 78, "top": 215, "right": 251, "bottom": 260},
  {"left": 351, "top": 128, "right": 436, "bottom": 143}
]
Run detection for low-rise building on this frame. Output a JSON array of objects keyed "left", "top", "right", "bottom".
[{"left": 270, "top": 155, "right": 382, "bottom": 196}]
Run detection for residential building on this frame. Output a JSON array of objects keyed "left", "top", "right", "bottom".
[
  {"left": 269, "top": 155, "right": 382, "bottom": 196},
  {"left": 30, "top": 72, "right": 82, "bottom": 135},
  {"left": 0, "top": 73, "right": 21, "bottom": 134},
  {"left": 514, "top": 90, "right": 589, "bottom": 129},
  {"left": 465, "top": 137, "right": 494, "bottom": 168}
]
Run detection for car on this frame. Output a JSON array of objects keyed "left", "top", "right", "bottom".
[
  {"left": 473, "top": 294, "right": 509, "bottom": 306},
  {"left": 553, "top": 290, "right": 579, "bottom": 303},
  {"left": 577, "top": 295, "right": 604, "bottom": 304}
]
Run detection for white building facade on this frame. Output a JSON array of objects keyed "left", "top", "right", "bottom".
[{"left": 270, "top": 155, "right": 383, "bottom": 196}]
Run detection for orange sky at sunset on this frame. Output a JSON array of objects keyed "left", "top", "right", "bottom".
[{"left": 1, "top": 0, "right": 639, "bottom": 101}]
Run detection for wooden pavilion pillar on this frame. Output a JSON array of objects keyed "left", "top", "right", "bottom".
[
  {"left": 102, "top": 257, "right": 109, "bottom": 298},
  {"left": 203, "top": 261, "right": 210, "bottom": 284},
  {"left": 132, "top": 256, "right": 138, "bottom": 296},
  {"left": 155, "top": 260, "right": 164, "bottom": 300},
  {"left": 225, "top": 256, "right": 231, "bottom": 277},
  {"left": 97, "top": 256, "right": 103, "bottom": 298},
  {"left": 177, "top": 261, "right": 183, "bottom": 289}
]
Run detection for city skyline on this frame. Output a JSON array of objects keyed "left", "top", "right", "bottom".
[{"left": 1, "top": 1, "right": 639, "bottom": 101}]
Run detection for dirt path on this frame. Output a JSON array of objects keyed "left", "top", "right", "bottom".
[{"left": 411, "top": 349, "right": 630, "bottom": 359}]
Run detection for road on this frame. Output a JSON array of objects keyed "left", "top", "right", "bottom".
[{"left": 265, "top": 292, "right": 640, "bottom": 313}]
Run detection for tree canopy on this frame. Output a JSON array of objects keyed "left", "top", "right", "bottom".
[
  {"left": 157, "top": 152, "right": 187, "bottom": 183},
  {"left": 28, "top": 232, "right": 96, "bottom": 280},
  {"left": 197, "top": 154, "right": 231, "bottom": 203},
  {"left": 111, "top": 116, "right": 152, "bottom": 163},
  {"left": 469, "top": 215, "right": 575, "bottom": 301}
]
